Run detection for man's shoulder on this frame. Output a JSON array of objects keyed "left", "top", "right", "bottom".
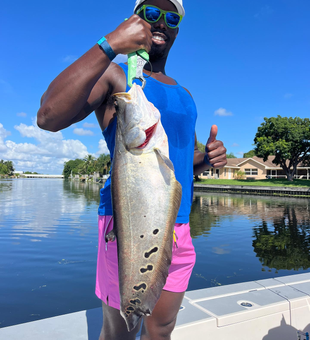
[
  {"left": 98, "top": 62, "right": 127, "bottom": 94},
  {"left": 182, "top": 86, "right": 193, "bottom": 98}
]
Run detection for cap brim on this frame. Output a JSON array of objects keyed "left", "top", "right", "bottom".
[{"left": 134, "top": 0, "right": 185, "bottom": 17}]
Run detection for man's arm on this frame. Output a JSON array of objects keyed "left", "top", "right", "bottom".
[
  {"left": 37, "top": 15, "right": 153, "bottom": 132},
  {"left": 193, "top": 126, "right": 227, "bottom": 176}
]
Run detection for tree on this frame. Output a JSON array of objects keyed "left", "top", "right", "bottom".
[
  {"left": 226, "top": 152, "right": 236, "bottom": 158},
  {"left": 253, "top": 206, "right": 310, "bottom": 270},
  {"left": 243, "top": 150, "right": 256, "bottom": 158},
  {"left": 0, "top": 160, "right": 15, "bottom": 175},
  {"left": 63, "top": 159, "right": 84, "bottom": 179},
  {"left": 234, "top": 170, "right": 245, "bottom": 179},
  {"left": 81, "top": 154, "right": 97, "bottom": 175},
  {"left": 254, "top": 116, "right": 310, "bottom": 181},
  {"left": 194, "top": 140, "right": 206, "bottom": 181},
  {"left": 96, "top": 154, "right": 111, "bottom": 176},
  {"left": 196, "top": 140, "right": 205, "bottom": 153}
]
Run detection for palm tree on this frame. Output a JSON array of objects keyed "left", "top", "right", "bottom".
[
  {"left": 96, "top": 154, "right": 111, "bottom": 176},
  {"left": 81, "top": 154, "right": 96, "bottom": 175}
]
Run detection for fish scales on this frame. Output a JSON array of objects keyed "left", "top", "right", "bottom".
[{"left": 111, "top": 84, "right": 182, "bottom": 331}]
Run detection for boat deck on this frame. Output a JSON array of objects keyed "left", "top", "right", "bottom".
[{"left": 1, "top": 273, "right": 310, "bottom": 340}]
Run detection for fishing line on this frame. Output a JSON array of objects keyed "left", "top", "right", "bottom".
[{"left": 144, "top": 60, "right": 153, "bottom": 79}]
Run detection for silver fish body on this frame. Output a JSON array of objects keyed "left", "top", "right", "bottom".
[{"left": 111, "top": 84, "right": 182, "bottom": 331}]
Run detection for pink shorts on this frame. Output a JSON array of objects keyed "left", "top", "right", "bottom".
[{"left": 95, "top": 215, "right": 196, "bottom": 310}]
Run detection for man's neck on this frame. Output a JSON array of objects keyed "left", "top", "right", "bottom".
[
  {"left": 144, "top": 57, "right": 167, "bottom": 75},
  {"left": 142, "top": 58, "right": 177, "bottom": 85}
]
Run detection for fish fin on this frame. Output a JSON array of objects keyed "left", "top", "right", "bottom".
[
  {"left": 114, "top": 92, "right": 132, "bottom": 103},
  {"left": 121, "top": 310, "right": 142, "bottom": 332},
  {"left": 154, "top": 148, "right": 175, "bottom": 172}
]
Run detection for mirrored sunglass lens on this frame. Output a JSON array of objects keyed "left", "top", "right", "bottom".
[
  {"left": 145, "top": 7, "right": 161, "bottom": 22},
  {"left": 166, "top": 12, "right": 180, "bottom": 27}
]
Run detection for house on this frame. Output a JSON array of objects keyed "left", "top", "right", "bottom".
[{"left": 200, "top": 156, "right": 310, "bottom": 180}]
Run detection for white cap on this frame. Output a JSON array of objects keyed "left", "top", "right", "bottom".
[{"left": 134, "top": 0, "right": 185, "bottom": 17}]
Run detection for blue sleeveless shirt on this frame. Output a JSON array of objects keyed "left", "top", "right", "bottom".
[{"left": 98, "top": 63, "right": 197, "bottom": 224}]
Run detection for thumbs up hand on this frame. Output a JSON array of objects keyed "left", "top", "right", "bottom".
[{"left": 204, "top": 125, "right": 227, "bottom": 168}]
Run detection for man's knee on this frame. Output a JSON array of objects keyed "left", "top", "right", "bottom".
[
  {"left": 100, "top": 302, "right": 141, "bottom": 340},
  {"left": 143, "top": 316, "right": 177, "bottom": 340}
]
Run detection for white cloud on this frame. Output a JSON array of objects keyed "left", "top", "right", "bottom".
[
  {"left": 236, "top": 152, "right": 244, "bottom": 156},
  {"left": 231, "top": 143, "right": 239, "bottom": 147},
  {"left": 0, "top": 121, "right": 89, "bottom": 174},
  {"left": 255, "top": 5, "right": 274, "bottom": 19},
  {"left": 0, "top": 123, "right": 11, "bottom": 139},
  {"left": 0, "top": 123, "right": 11, "bottom": 152},
  {"left": 97, "top": 139, "right": 109, "bottom": 155},
  {"left": 83, "top": 122, "right": 97, "bottom": 128},
  {"left": 214, "top": 108, "right": 233, "bottom": 117},
  {"left": 17, "top": 112, "right": 27, "bottom": 117},
  {"left": 62, "top": 55, "right": 78, "bottom": 63},
  {"left": 73, "top": 128, "right": 94, "bottom": 136}
]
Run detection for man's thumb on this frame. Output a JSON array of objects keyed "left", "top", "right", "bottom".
[{"left": 207, "top": 125, "right": 218, "bottom": 145}]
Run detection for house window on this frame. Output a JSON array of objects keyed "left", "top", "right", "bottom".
[
  {"left": 224, "top": 169, "right": 226, "bottom": 177},
  {"left": 203, "top": 170, "right": 210, "bottom": 176},
  {"left": 245, "top": 168, "right": 258, "bottom": 176}
]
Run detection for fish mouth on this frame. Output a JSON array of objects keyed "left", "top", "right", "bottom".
[{"left": 137, "top": 122, "right": 158, "bottom": 149}]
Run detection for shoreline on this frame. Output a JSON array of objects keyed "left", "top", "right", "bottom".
[{"left": 194, "top": 183, "right": 310, "bottom": 198}]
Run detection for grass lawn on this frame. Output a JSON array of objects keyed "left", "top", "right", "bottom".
[{"left": 196, "top": 178, "right": 310, "bottom": 188}]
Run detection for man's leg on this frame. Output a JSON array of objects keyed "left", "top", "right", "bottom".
[
  {"left": 141, "top": 290, "right": 185, "bottom": 340},
  {"left": 99, "top": 301, "right": 142, "bottom": 340}
]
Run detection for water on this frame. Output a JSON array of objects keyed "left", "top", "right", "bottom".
[{"left": 0, "top": 179, "right": 310, "bottom": 328}]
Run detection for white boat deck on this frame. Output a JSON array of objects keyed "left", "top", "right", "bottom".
[{"left": 1, "top": 273, "right": 310, "bottom": 340}]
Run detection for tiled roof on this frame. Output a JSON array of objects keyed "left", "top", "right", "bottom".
[{"left": 226, "top": 156, "right": 308, "bottom": 168}]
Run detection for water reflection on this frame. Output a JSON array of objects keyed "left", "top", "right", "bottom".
[
  {"left": 192, "top": 193, "right": 310, "bottom": 223},
  {"left": 1, "top": 181, "right": 310, "bottom": 328},
  {"left": 0, "top": 179, "right": 102, "bottom": 241},
  {"left": 62, "top": 180, "right": 103, "bottom": 205},
  {"left": 0, "top": 179, "right": 102, "bottom": 328},
  {"left": 190, "top": 193, "right": 310, "bottom": 272},
  {"left": 190, "top": 195, "right": 220, "bottom": 238},
  {"left": 0, "top": 180, "right": 12, "bottom": 193},
  {"left": 253, "top": 206, "right": 310, "bottom": 270}
]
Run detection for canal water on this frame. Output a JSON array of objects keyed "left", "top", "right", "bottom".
[{"left": 0, "top": 179, "right": 310, "bottom": 328}]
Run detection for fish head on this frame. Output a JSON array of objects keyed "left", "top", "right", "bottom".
[{"left": 114, "top": 84, "right": 167, "bottom": 154}]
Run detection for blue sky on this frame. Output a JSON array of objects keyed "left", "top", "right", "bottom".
[{"left": 1, "top": 0, "right": 309, "bottom": 174}]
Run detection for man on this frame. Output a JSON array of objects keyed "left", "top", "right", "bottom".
[{"left": 37, "top": 0, "right": 227, "bottom": 339}]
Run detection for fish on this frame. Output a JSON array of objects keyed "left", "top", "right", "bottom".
[{"left": 110, "top": 83, "right": 182, "bottom": 331}]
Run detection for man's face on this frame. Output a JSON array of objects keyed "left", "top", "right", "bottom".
[{"left": 136, "top": 0, "right": 179, "bottom": 61}]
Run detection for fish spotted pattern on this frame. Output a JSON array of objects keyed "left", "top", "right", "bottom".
[{"left": 111, "top": 84, "right": 182, "bottom": 331}]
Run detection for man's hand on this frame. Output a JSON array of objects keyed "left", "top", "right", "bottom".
[
  {"left": 106, "top": 15, "right": 153, "bottom": 56},
  {"left": 205, "top": 125, "right": 227, "bottom": 168}
]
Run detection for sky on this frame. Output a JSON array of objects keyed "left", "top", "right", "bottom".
[{"left": 1, "top": 0, "right": 309, "bottom": 174}]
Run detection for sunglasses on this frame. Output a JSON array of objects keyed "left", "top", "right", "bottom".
[{"left": 136, "top": 5, "right": 183, "bottom": 29}]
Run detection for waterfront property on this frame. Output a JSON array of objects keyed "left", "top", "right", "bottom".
[{"left": 200, "top": 156, "right": 310, "bottom": 180}]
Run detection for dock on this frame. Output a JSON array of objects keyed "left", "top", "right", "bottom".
[{"left": 1, "top": 273, "right": 310, "bottom": 339}]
